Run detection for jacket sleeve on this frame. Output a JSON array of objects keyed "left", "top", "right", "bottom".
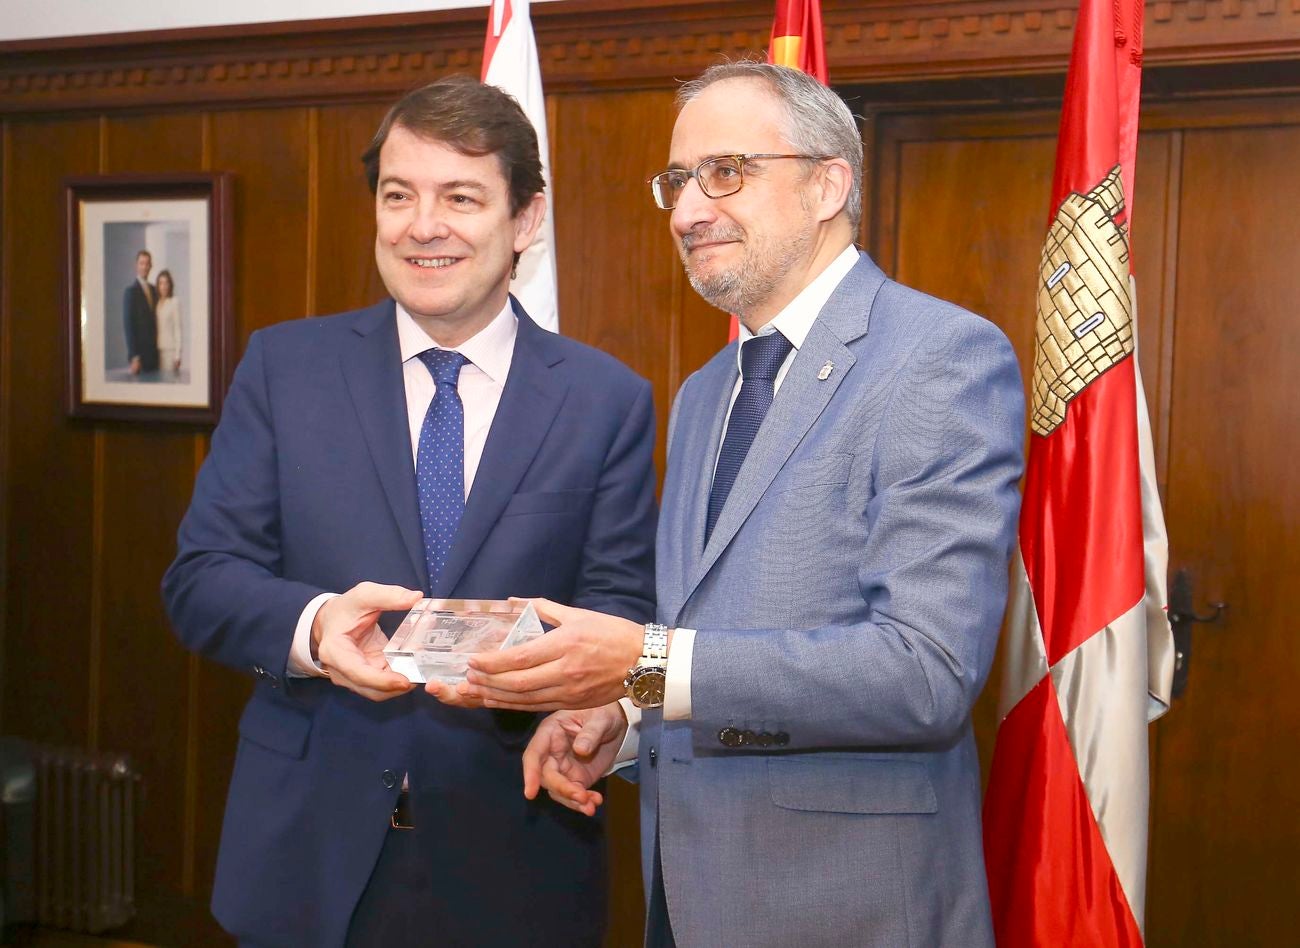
[
  {"left": 688, "top": 318, "right": 1026, "bottom": 751},
  {"left": 568, "top": 376, "right": 658, "bottom": 625},
  {"left": 162, "top": 330, "right": 326, "bottom": 681},
  {"left": 122, "top": 286, "right": 138, "bottom": 360}
]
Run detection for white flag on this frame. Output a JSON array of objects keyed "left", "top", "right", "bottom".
[{"left": 482, "top": 0, "right": 559, "bottom": 332}]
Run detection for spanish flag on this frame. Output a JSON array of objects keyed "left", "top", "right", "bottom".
[{"left": 767, "top": 0, "right": 828, "bottom": 84}]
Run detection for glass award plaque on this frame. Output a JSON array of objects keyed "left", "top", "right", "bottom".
[{"left": 384, "top": 598, "right": 543, "bottom": 684}]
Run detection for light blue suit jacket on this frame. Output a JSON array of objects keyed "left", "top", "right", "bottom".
[{"left": 639, "top": 253, "right": 1025, "bottom": 947}]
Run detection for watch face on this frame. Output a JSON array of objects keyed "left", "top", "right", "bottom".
[{"left": 631, "top": 669, "right": 666, "bottom": 707}]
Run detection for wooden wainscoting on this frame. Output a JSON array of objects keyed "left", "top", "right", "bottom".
[{"left": 2, "top": 2, "right": 1299, "bottom": 945}]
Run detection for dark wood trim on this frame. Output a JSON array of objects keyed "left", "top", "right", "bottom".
[
  {"left": 3, "top": 1, "right": 1300, "bottom": 115},
  {"left": 1154, "top": 128, "right": 1183, "bottom": 500},
  {"left": 88, "top": 429, "right": 105, "bottom": 750},
  {"left": 0, "top": 120, "right": 9, "bottom": 732}
]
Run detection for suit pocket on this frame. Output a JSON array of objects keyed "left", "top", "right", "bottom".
[
  {"left": 768, "top": 755, "right": 938, "bottom": 814},
  {"left": 773, "top": 453, "right": 854, "bottom": 493},
  {"left": 500, "top": 488, "right": 594, "bottom": 517},
  {"left": 238, "top": 695, "right": 313, "bottom": 759}
]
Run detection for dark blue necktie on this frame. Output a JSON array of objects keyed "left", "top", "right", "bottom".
[
  {"left": 705, "top": 331, "right": 794, "bottom": 543},
  {"left": 416, "top": 349, "right": 469, "bottom": 588}
]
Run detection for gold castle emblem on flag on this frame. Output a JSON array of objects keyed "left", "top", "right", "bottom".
[{"left": 1031, "top": 166, "right": 1134, "bottom": 436}]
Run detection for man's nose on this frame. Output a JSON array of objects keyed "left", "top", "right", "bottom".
[
  {"left": 670, "top": 176, "right": 717, "bottom": 236},
  {"left": 408, "top": 200, "right": 451, "bottom": 244}
]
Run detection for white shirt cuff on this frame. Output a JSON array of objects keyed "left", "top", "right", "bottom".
[
  {"left": 606, "top": 699, "right": 641, "bottom": 774},
  {"left": 287, "top": 592, "right": 339, "bottom": 678},
  {"left": 663, "top": 627, "right": 696, "bottom": 721}
]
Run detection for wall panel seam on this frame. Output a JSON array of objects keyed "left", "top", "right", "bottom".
[
  {"left": 0, "top": 119, "right": 10, "bottom": 729},
  {"left": 306, "top": 107, "right": 319, "bottom": 318}
]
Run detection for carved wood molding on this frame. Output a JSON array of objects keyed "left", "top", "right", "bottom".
[{"left": 2, "top": 0, "right": 1299, "bottom": 114}]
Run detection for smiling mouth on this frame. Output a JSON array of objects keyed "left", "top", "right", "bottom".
[
  {"left": 680, "top": 230, "right": 743, "bottom": 254},
  {"left": 407, "top": 257, "right": 460, "bottom": 269}
]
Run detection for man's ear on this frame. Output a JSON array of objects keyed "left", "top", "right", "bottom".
[
  {"left": 813, "top": 158, "right": 853, "bottom": 224},
  {"left": 513, "top": 192, "right": 548, "bottom": 254}
]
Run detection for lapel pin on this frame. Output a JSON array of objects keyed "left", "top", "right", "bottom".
[{"left": 817, "top": 361, "right": 834, "bottom": 381}]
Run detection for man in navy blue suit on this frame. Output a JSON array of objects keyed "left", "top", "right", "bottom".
[
  {"left": 163, "top": 76, "right": 657, "bottom": 947},
  {"left": 123, "top": 249, "right": 159, "bottom": 374}
]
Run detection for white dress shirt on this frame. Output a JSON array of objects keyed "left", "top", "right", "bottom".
[
  {"left": 286, "top": 301, "right": 517, "bottom": 677},
  {"left": 617, "top": 245, "right": 861, "bottom": 757}
]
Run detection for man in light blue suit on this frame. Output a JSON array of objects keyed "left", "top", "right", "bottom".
[
  {"left": 459, "top": 63, "right": 1025, "bottom": 946},
  {"left": 163, "top": 78, "right": 656, "bottom": 947}
]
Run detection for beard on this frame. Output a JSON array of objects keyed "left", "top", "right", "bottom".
[{"left": 678, "top": 218, "right": 815, "bottom": 317}]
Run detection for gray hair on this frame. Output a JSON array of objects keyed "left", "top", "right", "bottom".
[{"left": 676, "top": 61, "right": 862, "bottom": 231}]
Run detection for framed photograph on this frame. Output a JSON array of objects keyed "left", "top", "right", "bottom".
[{"left": 63, "top": 173, "right": 233, "bottom": 424}]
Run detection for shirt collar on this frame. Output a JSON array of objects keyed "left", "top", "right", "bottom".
[
  {"left": 738, "top": 244, "right": 860, "bottom": 354},
  {"left": 396, "top": 299, "right": 517, "bottom": 385}
]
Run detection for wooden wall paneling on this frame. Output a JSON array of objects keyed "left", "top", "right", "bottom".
[
  {"left": 855, "top": 104, "right": 879, "bottom": 251},
  {"left": 547, "top": 88, "right": 683, "bottom": 948},
  {"left": 551, "top": 89, "right": 682, "bottom": 482},
  {"left": 313, "top": 102, "right": 390, "bottom": 317},
  {"left": 1129, "top": 130, "right": 1176, "bottom": 490},
  {"left": 0, "top": 119, "right": 9, "bottom": 730},
  {"left": 208, "top": 107, "right": 311, "bottom": 343},
  {"left": 1147, "top": 118, "right": 1300, "bottom": 948},
  {"left": 869, "top": 110, "right": 900, "bottom": 274},
  {"left": 2, "top": 116, "right": 100, "bottom": 747},
  {"left": 185, "top": 105, "right": 311, "bottom": 920},
  {"left": 890, "top": 125, "right": 1058, "bottom": 360},
  {"left": 92, "top": 112, "right": 215, "bottom": 936},
  {"left": 94, "top": 426, "right": 210, "bottom": 935}
]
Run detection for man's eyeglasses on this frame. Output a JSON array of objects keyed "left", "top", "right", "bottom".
[{"left": 648, "top": 153, "right": 832, "bottom": 210}]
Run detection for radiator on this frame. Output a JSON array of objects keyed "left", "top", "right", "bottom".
[{"left": 32, "top": 745, "right": 140, "bottom": 934}]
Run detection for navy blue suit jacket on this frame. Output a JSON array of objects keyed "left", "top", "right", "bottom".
[
  {"left": 123, "top": 280, "right": 159, "bottom": 371},
  {"left": 163, "top": 299, "right": 657, "bottom": 947}
]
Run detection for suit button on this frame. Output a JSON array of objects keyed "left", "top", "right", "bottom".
[
  {"left": 718, "top": 727, "right": 742, "bottom": 748},
  {"left": 741, "top": 729, "right": 756, "bottom": 746},
  {"left": 757, "top": 732, "right": 773, "bottom": 747},
  {"left": 381, "top": 770, "right": 397, "bottom": 789},
  {"left": 649, "top": 746, "right": 657, "bottom": 767},
  {"left": 774, "top": 732, "right": 790, "bottom": 747}
]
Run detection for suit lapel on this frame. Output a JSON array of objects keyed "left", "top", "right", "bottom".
[
  {"left": 434, "top": 307, "right": 568, "bottom": 596},
  {"left": 689, "top": 327, "right": 854, "bottom": 591},
  {"left": 660, "top": 349, "right": 736, "bottom": 625},
  {"left": 683, "top": 252, "right": 889, "bottom": 601},
  {"left": 338, "top": 301, "right": 428, "bottom": 586}
]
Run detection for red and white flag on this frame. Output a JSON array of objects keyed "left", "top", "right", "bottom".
[
  {"left": 483, "top": 0, "right": 558, "bottom": 331},
  {"left": 767, "top": 0, "right": 827, "bottom": 84},
  {"left": 982, "top": 0, "right": 1175, "bottom": 944}
]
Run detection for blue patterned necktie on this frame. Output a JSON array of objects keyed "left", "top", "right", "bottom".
[
  {"left": 705, "top": 330, "right": 794, "bottom": 544},
  {"left": 416, "top": 349, "right": 469, "bottom": 588}
]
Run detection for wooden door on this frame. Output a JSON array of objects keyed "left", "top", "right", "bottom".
[
  {"left": 871, "top": 95, "right": 1300, "bottom": 947},
  {"left": 1143, "top": 114, "right": 1300, "bottom": 947}
]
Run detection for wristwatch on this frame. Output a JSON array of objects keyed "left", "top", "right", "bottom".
[{"left": 623, "top": 623, "right": 670, "bottom": 709}]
